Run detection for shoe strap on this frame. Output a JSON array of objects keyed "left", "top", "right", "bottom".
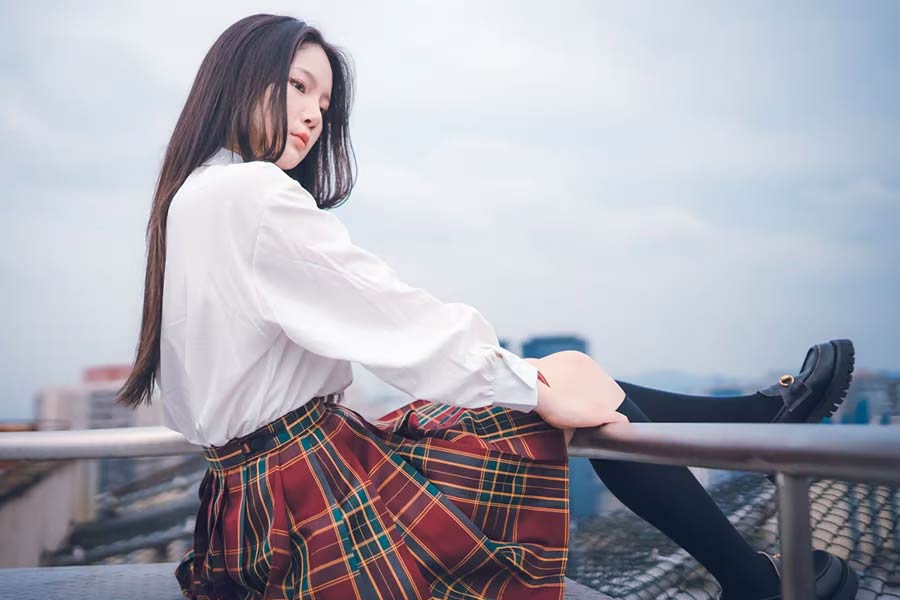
[{"left": 759, "top": 377, "right": 812, "bottom": 414}]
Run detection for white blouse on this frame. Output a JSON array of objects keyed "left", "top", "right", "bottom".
[{"left": 159, "top": 146, "right": 539, "bottom": 447}]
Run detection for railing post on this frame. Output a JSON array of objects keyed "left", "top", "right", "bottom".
[{"left": 775, "top": 473, "right": 815, "bottom": 599}]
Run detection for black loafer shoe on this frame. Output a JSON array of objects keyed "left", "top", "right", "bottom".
[
  {"left": 759, "top": 339, "right": 855, "bottom": 425},
  {"left": 750, "top": 550, "right": 859, "bottom": 599}
]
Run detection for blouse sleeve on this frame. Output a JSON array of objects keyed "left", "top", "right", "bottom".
[{"left": 249, "top": 165, "right": 539, "bottom": 412}]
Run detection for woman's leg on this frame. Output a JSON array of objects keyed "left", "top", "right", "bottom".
[
  {"left": 589, "top": 396, "right": 779, "bottom": 599},
  {"left": 614, "top": 380, "right": 783, "bottom": 423},
  {"left": 613, "top": 339, "right": 855, "bottom": 424}
]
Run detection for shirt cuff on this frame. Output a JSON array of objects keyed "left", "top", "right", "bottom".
[{"left": 488, "top": 347, "right": 539, "bottom": 413}]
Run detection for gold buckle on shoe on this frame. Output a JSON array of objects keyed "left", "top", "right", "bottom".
[{"left": 779, "top": 375, "right": 795, "bottom": 387}]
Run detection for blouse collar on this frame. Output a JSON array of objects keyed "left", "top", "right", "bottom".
[{"left": 201, "top": 146, "right": 244, "bottom": 167}]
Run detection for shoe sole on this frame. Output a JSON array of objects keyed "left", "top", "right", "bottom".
[
  {"left": 806, "top": 339, "right": 855, "bottom": 423},
  {"left": 715, "top": 560, "right": 859, "bottom": 599},
  {"left": 829, "top": 558, "right": 859, "bottom": 600}
]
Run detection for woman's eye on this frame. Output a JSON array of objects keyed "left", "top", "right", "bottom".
[{"left": 290, "top": 79, "right": 306, "bottom": 93}]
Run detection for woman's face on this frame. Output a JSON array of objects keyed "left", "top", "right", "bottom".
[{"left": 248, "top": 42, "right": 333, "bottom": 170}]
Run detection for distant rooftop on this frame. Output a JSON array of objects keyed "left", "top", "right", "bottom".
[{"left": 569, "top": 473, "right": 900, "bottom": 598}]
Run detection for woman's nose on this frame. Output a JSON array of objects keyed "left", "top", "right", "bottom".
[{"left": 302, "top": 104, "right": 321, "bottom": 127}]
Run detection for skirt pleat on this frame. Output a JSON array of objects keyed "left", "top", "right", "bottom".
[{"left": 175, "top": 393, "right": 570, "bottom": 600}]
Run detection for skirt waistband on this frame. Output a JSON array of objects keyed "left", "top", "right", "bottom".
[{"left": 202, "top": 392, "right": 343, "bottom": 471}]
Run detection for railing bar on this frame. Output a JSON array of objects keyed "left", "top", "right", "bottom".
[
  {"left": 2, "top": 424, "right": 900, "bottom": 485},
  {"left": 776, "top": 473, "right": 815, "bottom": 600}
]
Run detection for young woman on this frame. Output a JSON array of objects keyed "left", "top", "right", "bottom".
[{"left": 117, "top": 14, "right": 859, "bottom": 600}]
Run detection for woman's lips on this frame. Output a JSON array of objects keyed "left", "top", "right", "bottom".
[{"left": 291, "top": 133, "right": 308, "bottom": 147}]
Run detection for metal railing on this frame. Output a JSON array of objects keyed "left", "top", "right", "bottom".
[{"left": 2, "top": 422, "right": 899, "bottom": 599}]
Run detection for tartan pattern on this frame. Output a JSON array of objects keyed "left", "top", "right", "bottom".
[
  {"left": 201, "top": 392, "right": 343, "bottom": 471},
  {"left": 176, "top": 393, "right": 570, "bottom": 600}
]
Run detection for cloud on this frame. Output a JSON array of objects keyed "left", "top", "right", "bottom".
[{"left": 1, "top": 1, "right": 899, "bottom": 420}]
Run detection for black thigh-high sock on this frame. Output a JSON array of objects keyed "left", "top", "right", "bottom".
[
  {"left": 614, "top": 380, "right": 784, "bottom": 423},
  {"left": 589, "top": 396, "right": 779, "bottom": 598}
]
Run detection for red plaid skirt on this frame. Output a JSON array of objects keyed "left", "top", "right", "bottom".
[{"left": 175, "top": 392, "right": 570, "bottom": 600}]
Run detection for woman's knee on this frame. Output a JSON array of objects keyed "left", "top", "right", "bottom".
[
  {"left": 526, "top": 350, "right": 595, "bottom": 370},
  {"left": 554, "top": 350, "right": 610, "bottom": 374},
  {"left": 546, "top": 350, "right": 619, "bottom": 391},
  {"left": 551, "top": 349, "right": 592, "bottom": 365}
]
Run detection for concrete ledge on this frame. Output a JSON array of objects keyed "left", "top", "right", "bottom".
[{"left": 0, "top": 562, "right": 613, "bottom": 599}]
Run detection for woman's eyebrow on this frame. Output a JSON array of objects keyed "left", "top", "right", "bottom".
[{"left": 292, "top": 66, "right": 331, "bottom": 102}]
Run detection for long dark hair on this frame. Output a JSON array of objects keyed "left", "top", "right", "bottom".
[{"left": 117, "top": 14, "right": 356, "bottom": 409}]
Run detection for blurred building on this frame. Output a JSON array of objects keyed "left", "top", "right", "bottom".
[
  {"left": 522, "top": 335, "right": 589, "bottom": 359},
  {"left": 35, "top": 364, "right": 159, "bottom": 430},
  {"left": 34, "top": 364, "right": 174, "bottom": 491},
  {"left": 0, "top": 364, "right": 176, "bottom": 567},
  {"left": 832, "top": 370, "right": 900, "bottom": 425}
]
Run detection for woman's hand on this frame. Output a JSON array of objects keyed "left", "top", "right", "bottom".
[{"left": 525, "top": 351, "right": 629, "bottom": 430}]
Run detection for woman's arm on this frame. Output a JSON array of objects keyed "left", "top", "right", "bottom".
[{"left": 250, "top": 163, "right": 540, "bottom": 412}]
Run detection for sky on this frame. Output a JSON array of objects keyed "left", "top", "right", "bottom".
[{"left": 1, "top": 1, "right": 898, "bottom": 419}]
